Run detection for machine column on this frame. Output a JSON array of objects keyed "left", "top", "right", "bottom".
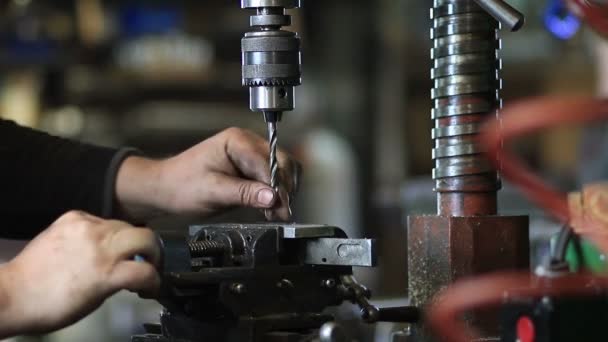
[{"left": 407, "top": 0, "right": 529, "bottom": 335}]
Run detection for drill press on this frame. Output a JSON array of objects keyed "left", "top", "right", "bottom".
[
  {"left": 130, "top": 4, "right": 397, "bottom": 341},
  {"left": 241, "top": 0, "right": 302, "bottom": 218}
]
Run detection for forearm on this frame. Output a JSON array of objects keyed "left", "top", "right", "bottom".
[
  {"left": 0, "top": 263, "right": 28, "bottom": 339},
  {"left": 114, "top": 156, "right": 169, "bottom": 222},
  {"left": 0, "top": 119, "right": 131, "bottom": 238}
]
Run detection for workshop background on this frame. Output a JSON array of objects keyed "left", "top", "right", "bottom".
[{"left": 0, "top": 0, "right": 605, "bottom": 341}]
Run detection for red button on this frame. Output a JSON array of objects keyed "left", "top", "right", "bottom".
[{"left": 517, "top": 316, "right": 535, "bottom": 342}]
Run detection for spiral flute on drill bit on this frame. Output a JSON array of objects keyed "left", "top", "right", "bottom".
[{"left": 268, "top": 121, "right": 279, "bottom": 191}]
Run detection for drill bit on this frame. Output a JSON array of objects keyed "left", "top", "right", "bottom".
[
  {"left": 267, "top": 119, "right": 279, "bottom": 191},
  {"left": 264, "top": 111, "right": 280, "bottom": 221},
  {"left": 264, "top": 111, "right": 293, "bottom": 220}
]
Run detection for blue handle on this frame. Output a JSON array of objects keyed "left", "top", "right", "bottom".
[{"left": 544, "top": 0, "right": 581, "bottom": 40}]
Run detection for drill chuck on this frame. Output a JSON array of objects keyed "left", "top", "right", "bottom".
[{"left": 241, "top": 0, "right": 302, "bottom": 118}]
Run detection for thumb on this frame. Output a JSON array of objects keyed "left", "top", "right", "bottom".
[
  {"left": 109, "top": 261, "right": 160, "bottom": 295},
  {"left": 212, "top": 174, "right": 277, "bottom": 209}
]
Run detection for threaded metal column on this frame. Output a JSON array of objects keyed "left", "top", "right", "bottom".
[{"left": 431, "top": 0, "right": 501, "bottom": 217}]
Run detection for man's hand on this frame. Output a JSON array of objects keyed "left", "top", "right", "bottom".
[
  {"left": 115, "top": 127, "right": 300, "bottom": 221},
  {"left": 0, "top": 211, "right": 160, "bottom": 338}
]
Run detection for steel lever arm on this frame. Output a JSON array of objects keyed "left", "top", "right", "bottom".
[
  {"left": 474, "top": 0, "right": 525, "bottom": 31},
  {"left": 375, "top": 306, "right": 421, "bottom": 323}
]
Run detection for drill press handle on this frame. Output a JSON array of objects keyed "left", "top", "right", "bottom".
[{"left": 474, "top": 0, "right": 525, "bottom": 31}]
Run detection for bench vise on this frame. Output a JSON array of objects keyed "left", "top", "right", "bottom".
[{"left": 132, "top": 223, "right": 378, "bottom": 342}]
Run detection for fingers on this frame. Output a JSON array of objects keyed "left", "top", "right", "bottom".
[
  {"left": 279, "top": 156, "right": 302, "bottom": 199},
  {"left": 109, "top": 227, "right": 161, "bottom": 266},
  {"left": 208, "top": 174, "right": 277, "bottom": 209},
  {"left": 224, "top": 128, "right": 272, "bottom": 183},
  {"left": 109, "top": 261, "right": 160, "bottom": 295},
  {"left": 56, "top": 210, "right": 104, "bottom": 225},
  {"left": 224, "top": 128, "right": 301, "bottom": 197},
  {"left": 264, "top": 186, "right": 292, "bottom": 221}
]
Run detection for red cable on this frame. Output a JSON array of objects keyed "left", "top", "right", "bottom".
[
  {"left": 481, "top": 97, "right": 608, "bottom": 222},
  {"left": 567, "top": 0, "right": 608, "bottom": 36}
]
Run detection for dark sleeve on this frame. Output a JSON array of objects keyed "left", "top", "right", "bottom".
[{"left": 0, "top": 119, "right": 137, "bottom": 239}]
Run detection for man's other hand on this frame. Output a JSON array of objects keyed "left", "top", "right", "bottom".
[
  {"left": 0, "top": 211, "right": 160, "bottom": 337},
  {"left": 116, "top": 127, "right": 300, "bottom": 221}
]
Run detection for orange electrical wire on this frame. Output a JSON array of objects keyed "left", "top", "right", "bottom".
[{"left": 482, "top": 97, "right": 608, "bottom": 223}]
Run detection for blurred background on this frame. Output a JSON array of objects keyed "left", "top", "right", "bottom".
[{"left": 0, "top": 0, "right": 605, "bottom": 340}]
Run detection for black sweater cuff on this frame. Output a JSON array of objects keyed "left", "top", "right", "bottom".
[{"left": 102, "top": 147, "right": 141, "bottom": 218}]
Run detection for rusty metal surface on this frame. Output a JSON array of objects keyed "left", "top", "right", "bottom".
[
  {"left": 407, "top": 215, "right": 529, "bottom": 307},
  {"left": 437, "top": 192, "right": 498, "bottom": 217}
]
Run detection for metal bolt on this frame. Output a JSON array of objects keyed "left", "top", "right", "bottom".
[
  {"left": 322, "top": 278, "right": 336, "bottom": 288},
  {"left": 391, "top": 326, "right": 413, "bottom": 342},
  {"left": 276, "top": 278, "right": 294, "bottom": 290},
  {"left": 231, "top": 283, "right": 246, "bottom": 295},
  {"left": 319, "top": 322, "right": 347, "bottom": 342}
]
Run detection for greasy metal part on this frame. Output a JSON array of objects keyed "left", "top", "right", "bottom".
[
  {"left": 473, "top": 0, "right": 525, "bottom": 31},
  {"left": 303, "top": 238, "right": 377, "bottom": 267},
  {"left": 410, "top": 7, "right": 531, "bottom": 330},
  {"left": 338, "top": 275, "right": 380, "bottom": 323},
  {"left": 188, "top": 240, "right": 226, "bottom": 256},
  {"left": 408, "top": 216, "right": 529, "bottom": 308},
  {"left": 134, "top": 224, "right": 379, "bottom": 342},
  {"left": 438, "top": 191, "right": 497, "bottom": 217},
  {"left": 431, "top": 0, "right": 502, "bottom": 217},
  {"left": 318, "top": 322, "right": 348, "bottom": 342}
]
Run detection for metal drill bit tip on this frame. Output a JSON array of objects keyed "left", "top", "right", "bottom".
[{"left": 263, "top": 111, "right": 293, "bottom": 221}]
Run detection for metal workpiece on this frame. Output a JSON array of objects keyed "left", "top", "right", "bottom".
[
  {"left": 303, "top": 238, "right": 377, "bottom": 267},
  {"left": 431, "top": 0, "right": 503, "bottom": 216},
  {"left": 282, "top": 224, "right": 338, "bottom": 238}
]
